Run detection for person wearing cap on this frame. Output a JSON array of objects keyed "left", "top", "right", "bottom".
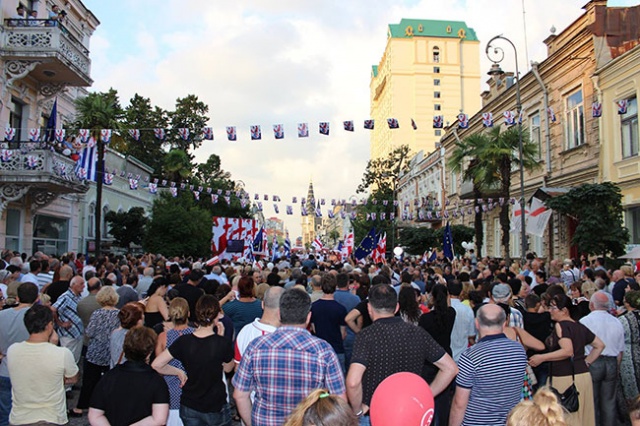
[{"left": 489, "top": 283, "right": 524, "bottom": 328}]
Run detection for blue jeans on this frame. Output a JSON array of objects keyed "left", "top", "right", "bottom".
[
  {"left": 590, "top": 356, "right": 618, "bottom": 426},
  {"left": 358, "top": 415, "right": 371, "bottom": 426},
  {"left": 0, "top": 376, "right": 11, "bottom": 426},
  {"left": 180, "top": 403, "right": 232, "bottom": 426}
]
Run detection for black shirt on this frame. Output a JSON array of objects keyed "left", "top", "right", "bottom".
[
  {"left": 90, "top": 361, "right": 169, "bottom": 426},
  {"left": 418, "top": 307, "right": 456, "bottom": 382},
  {"left": 351, "top": 316, "right": 446, "bottom": 405},
  {"left": 174, "top": 284, "right": 204, "bottom": 322},
  {"left": 44, "top": 280, "right": 70, "bottom": 304},
  {"left": 168, "top": 333, "right": 233, "bottom": 413},
  {"left": 522, "top": 311, "right": 552, "bottom": 356}
]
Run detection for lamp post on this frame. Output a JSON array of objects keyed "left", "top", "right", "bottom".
[{"left": 486, "top": 34, "right": 527, "bottom": 263}]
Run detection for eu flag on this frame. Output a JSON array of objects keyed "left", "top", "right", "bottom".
[
  {"left": 354, "top": 228, "right": 379, "bottom": 261},
  {"left": 443, "top": 222, "right": 454, "bottom": 261}
]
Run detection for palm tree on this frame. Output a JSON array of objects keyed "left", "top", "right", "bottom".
[
  {"left": 74, "top": 91, "right": 122, "bottom": 258},
  {"left": 163, "top": 149, "right": 192, "bottom": 183}
]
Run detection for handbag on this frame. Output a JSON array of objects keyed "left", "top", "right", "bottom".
[{"left": 549, "top": 358, "right": 580, "bottom": 413}]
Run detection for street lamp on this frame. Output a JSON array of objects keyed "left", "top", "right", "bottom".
[{"left": 486, "top": 34, "right": 527, "bottom": 263}]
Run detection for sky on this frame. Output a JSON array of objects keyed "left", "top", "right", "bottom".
[{"left": 83, "top": 0, "right": 638, "bottom": 239}]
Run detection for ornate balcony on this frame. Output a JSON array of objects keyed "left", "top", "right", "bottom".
[
  {"left": 459, "top": 179, "right": 502, "bottom": 199},
  {"left": 0, "top": 148, "right": 88, "bottom": 213},
  {"left": 1, "top": 19, "right": 92, "bottom": 90}
]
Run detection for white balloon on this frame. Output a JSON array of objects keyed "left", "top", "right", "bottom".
[
  {"left": 62, "top": 148, "right": 71, "bottom": 156},
  {"left": 393, "top": 247, "right": 403, "bottom": 256}
]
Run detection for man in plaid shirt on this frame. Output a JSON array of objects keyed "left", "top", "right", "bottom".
[{"left": 233, "top": 288, "right": 346, "bottom": 426}]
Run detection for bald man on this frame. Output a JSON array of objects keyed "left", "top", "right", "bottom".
[
  {"left": 449, "top": 304, "right": 527, "bottom": 426},
  {"left": 580, "top": 291, "right": 624, "bottom": 426},
  {"left": 43, "top": 265, "right": 74, "bottom": 304}
]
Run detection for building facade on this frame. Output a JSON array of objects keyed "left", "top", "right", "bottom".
[
  {"left": 300, "top": 180, "right": 322, "bottom": 247},
  {"left": 369, "top": 18, "right": 482, "bottom": 161}
]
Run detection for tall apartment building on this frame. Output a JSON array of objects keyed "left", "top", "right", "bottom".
[{"left": 370, "top": 18, "right": 482, "bottom": 160}]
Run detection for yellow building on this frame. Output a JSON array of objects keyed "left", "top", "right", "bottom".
[
  {"left": 369, "top": 19, "right": 482, "bottom": 161},
  {"left": 300, "top": 180, "right": 321, "bottom": 247},
  {"left": 597, "top": 43, "right": 640, "bottom": 245}
]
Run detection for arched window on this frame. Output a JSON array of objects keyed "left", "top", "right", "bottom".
[
  {"left": 88, "top": 203, "right": 95, "bottom": 238},
  {"left": 102, "top": 206, "right": 110, "bottom": 236},
  {"left": 433, "top": 46, "right": 440, "bottom": 63}
]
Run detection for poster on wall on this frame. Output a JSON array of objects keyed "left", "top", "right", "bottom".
[{"left": 211, "top": 217, "right": 259, "bottom": 259}]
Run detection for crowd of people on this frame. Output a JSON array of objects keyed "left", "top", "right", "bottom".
[{"left": 1, "top": 247, "right": 640, "bottom": 425}]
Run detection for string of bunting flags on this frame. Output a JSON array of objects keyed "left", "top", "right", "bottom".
[{"left": 0, "top": 101, "right": 614, "bottom": 145}]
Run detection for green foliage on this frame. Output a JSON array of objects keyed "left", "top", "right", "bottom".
[
  {"left": 144, "top": 192, "right": 214, "bottom": 257},
  {"left": 105, "top": 207, "right": 148, "bottom": 249},
  {"left": 351, "top": 191, "right": 394, "bottom": 243},
  {"left": 399, "top": 225, "right": 475, "bottom": 255},
  {"left": 167, "top": 95, "right": 209, "bottom": 153},
  {"left": 546, "top": 182, "right": 629, "bottom": 257},
  {"left": 357, "top": 145, "right": 411, "bottom": 195},
  {"left": 73, "top": 89, "right": 123, "bottom": 137},
  {"left": 163, "top": 149, "right": 193, "bottom": 183}
]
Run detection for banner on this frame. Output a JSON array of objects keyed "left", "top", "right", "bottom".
[
  {"left": 526, "top": 197, "right": 552, "bottom": 237},
  {"left": 211, "top": 217, "right": 259, "bottom": 259}
]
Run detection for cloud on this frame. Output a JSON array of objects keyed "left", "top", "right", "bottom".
[{"left": 85, "top": 0, "right": 591, "bottom": 238}]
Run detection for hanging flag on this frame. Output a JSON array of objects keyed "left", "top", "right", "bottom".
[
  {"left": 315, "top": 207, "right": 322, "bottom": 217},
  {"left": 319, "top": 122, "right": 330, "bottom": 135},
  {"left": 343, "top": 121, "right": 354, "bottom": 131},
  {"left": 178, "top": 128, "right": 190, "bottom": 141},
  {"left": 154, "top": 128, "right": 166, "bottom": 140},
  {"left": 618, "top": 99, "right": 628, "bottom": 115},
  {"left": 387, "top": 118, "right": 399, "bottom": 129},
  {"left": 129, "top": 178, "right": 139, "bottom": 190},
  {"left": 292, "top": 196, "right": 297, "bottom": 203},
  {"left": 226, "top": 126, "right": 237, "bottom": 141},
  {"left": 354, "top": 228, "right": 379, "bottom": 261},
  {"left": 547, "top": 107, "right": 557, "bottom": 123},
  {"left": 273, "top": 124, "right": 284, "bottom": 139},
  {"left": 411, "top": 119, "right": 417, "bottom": 130},
  {"left": 327, "top": 209, "right": 335, "bottom": 219},
  {"left": 301, "top": 206, "right": 308, "bottom": 216},
  {"left": 100, "top": 129, "right": 112, "bottom": 144},
  {"left": 526, "top": 196, "right": 552, "bottom": 237},
  {"left": 312, "top": 238, "right": 324, "bottom": 252},
  {"left": 148, "top": 183, "right": 157, "bottom": 194},
  {"left": 103, "top": 173, "right": 114, "bottom": 185},
  {"left": 26, "top": 155, "right": 38, "bottom": 169},
  {"left": 78, "top": 129, "right": 90, "bottom": 143},
  {"left": 193, "top": 190, "right": 200, "bottom": 201},
  {"left": 298, "top": 123, "right": 309, "bottom": 138},
  {"left": 28, "top": 128, "right": 40, "bottom": 142},
  {"left": 503, "top": 111, "right": 516, "bottom": 126},
  {"left": 364, "top": 119, "right": 374, "bottom": 130},
  {"left": 482, "top": 112, "right": 493, "bottom": 127},
  {"left": 273, "top": 204, "right": 279, "bottom": 214},
  {"left": 170, "top": 187, "right": 178, "bottom": 197},
  {"left": 286, "top": 205, "right": 293, "bottom": 215},
  {"left": 458, "top": 113, "right": 469, "bottom": 129},
  {"left": 284, "top": 234, "right": 291, "bottom": 258},
  {"left": 54, "top": 129, "right": 65, "bottom": 143},
  {"left": 433, "top": 116, "right": 443, "bottom": 129},
  {"left": 212, "top": 194, "right": 219, "bottom": 204},
  {"left": 4, "top": 127, "right": 16, "bottom": 142},
  {"left": 592, "top": 102, "right": 602, "bottom": 118},
  {"left": 510, "top": 200, "right": 529, "bottom": 232},
  {"left": 1, "top": 149, "right": 13, "bottom": 162},
  {"left": 75, "top": 143, "right": 97, "bottom": 181},
  {"left": 202, "top": 127, "right": 214, "bottom": 140},
  {"left": 443, "top": 222, "right": 454, "bottom": 261},
  {"left": 128, "top": 129, "right": 140, "bottom": 141},
  {"left": 250, "top": 125, "right": 261, "bottom": 140}
]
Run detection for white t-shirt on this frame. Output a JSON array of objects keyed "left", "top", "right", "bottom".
[
  {"left": 234, "top": 318, "right": 276, "bottom": 364},
  {"left": 7, "top": 341, "right": 78, "bottom": 425}
]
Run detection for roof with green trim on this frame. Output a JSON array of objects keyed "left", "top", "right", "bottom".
[{"left": 387, "top": 18, "right": 478, "bottom": 41}]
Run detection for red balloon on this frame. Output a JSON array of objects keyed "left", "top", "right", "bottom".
[{"left": 370, "top": 372, "right": 435, "bottom": 426}]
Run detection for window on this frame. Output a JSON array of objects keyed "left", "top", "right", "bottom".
[
  {"left": 621, "top": 97, "right": 638, "bottom": 158},
  {"left": 433, "top": 66, "right": 440, "bottom": 74},
  {"left": 102, "top": 206, "right": 110, "bottom": 236},
  {"left": 434, "top": 92, "right": 441, "bottom": 99},
  {"left": 434, "top": 104, "right": 441, "bottom": 111},
  {"left": 530, "top": 113, "right": 541, "bottom": 160},
  {"left": 5, "top": 209, "right": 21, "bottom": 252},
  {"left": 450, "top": 171, "right": 457, "bottom": 193},
  {"left": 435, "top": 129, "right": 442, "bottom": 136},
  {"left": 433, "top": 47, "right": 440, "bottom": 63},
  {"left": 434, "top": 79, "right": 441, "bottom": 86},
  {"left": 565, "top": 89, "right": 585, "bottom": 149},
  {"left": 628, "top": 207, "right": 640, "bottom": 244},
  {"left": 9, "top": 98, "right": 23, "bottom": 142},
  {"left": 32, "top": 215, "right": 68, "bottom": 256},
  {"left": 88, "top": 203, "right": 95, "bottom": 238}
]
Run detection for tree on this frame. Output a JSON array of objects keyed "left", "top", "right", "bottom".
[
  {"left": 163, "top": 149, "right": 193, "bottom": 184},
  {"left": 144, "top": 192, "right": 214, "bottom": 257},
  {"left": 105, "top": 207, "right": 148, "bottom": 249},
  {"left": 74, "top": 90, "right": 123, "bottom": 257},
  {"left": 167, "top": 94, "right": 209, "bottom": 153},
  {"left": 449, "top": 126, "right": 539, "bottom": 261},
  {"left": 399, "top": 224, "right": 474, "bottom": 256},
  {"left": 546, "top": 182, "right": 629, "bottom": 258}
]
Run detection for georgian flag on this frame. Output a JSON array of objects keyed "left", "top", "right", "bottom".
[
  {"left": 202, "top": 127, "right": 214, "bottom": 140},
  {"left": 343, "top": 121, "right": 354, "bottom": 131},
  {"left": 482, "top": 112, "right": 493, "bottom": 127},
  {"left": 4, "top": 127, "right": 16, "bottom": 142},
  {"left": 286, "top": 205, "right": 293, "bottom": 215},
  {"left": 128, "top": 129, "right": 140, "bottom": 141},
  {"left": 250, "top": 125, "right": 261, "bottom": 140},
  {"left": 592, "top": 102, "right": 602, "bottom": 118},
  {"left": 28, "top": 128, "right": 41, "bottom": 142},
  {"left": 78, "top": 129, "right": 90, "bottom": 143},
  {"left": 178, "top": 128, "right": 190, "bottom": 141},
  {"left": 364, "top": 119, "right": 374, "bottom": 130},
  {"left": 547, "top": 107, "right": 557, "bottom": 122},
  {"left": 458, "top": 113, "right": 469, "bottom": 129},
  {"left": 319, "top": 122, "right": 330, "bottom": 135},
  {"left": 298, "top": 123, "right": 309, "bottom": 138},
  {"left": 312, "top": 238, "right": 324, "bottom": 252},
  {"left": 103, "top": 173, "right": 114, "bottom": 185},
  {"left": 100, "top": 129, "right": 112, "bottom": 144},
  {"left": 55, "top": 129, "right": 66, "bottom": 143},
  {"left": 273, "top": 124, "right": 284, "bottom": 139},
  {"left": 149, "top": 183, "right": 157, "bottom": 194},
  {"left": 618, "top": 99, "right": 628, "bottom": 115},
  {"left": 129, "top": 178, "right": 138, "bottom": 190},
  {"left": 503, "top": 111, "right": 516, "bottom": 126},
  {"left": 154, "top": 128, "right": 166, "bottom": 140},
  {"left": 433, "top": 115, "right": 443, "bottom": 129},
  {"left": 170, "top": 187, "right": 178, "bottom": 197},
  {"left": 411, "top": 119, "right": 417, "bottom": 130},
  {"left": 387, "top": 118, "right": 399, "bottom": 129},
  {"left": 226, "top": 126, "right": 237, "bottom": 141}
]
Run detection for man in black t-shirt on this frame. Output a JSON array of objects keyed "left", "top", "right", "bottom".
[
  {"left": 310, "top": 274, "right": 347, "bottom": 372},
  {"left": 346, "top": 284, "right": 458, "bottom": 421},
  {"left": 174, "top": 270, "right": 205, "bottom": 322}
]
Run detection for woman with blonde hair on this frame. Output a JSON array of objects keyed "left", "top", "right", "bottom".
[
  {"left": 507, "top": 387, "right": 568, "bottom": 426},
  {"left": 284, "top": 389, "right": 357, "bottom": 426}
]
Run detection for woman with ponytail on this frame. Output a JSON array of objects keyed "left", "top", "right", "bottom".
[
  {"left": 507, "top": 387, "right": 568, "bottom": 426},
  {"left": 284, "top": 389, "right": 357, "bottom": 426}
]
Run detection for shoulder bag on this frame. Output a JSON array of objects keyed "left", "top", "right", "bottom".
[{"left": 549, "top": 357, "right": 580, "bottom": 413}]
